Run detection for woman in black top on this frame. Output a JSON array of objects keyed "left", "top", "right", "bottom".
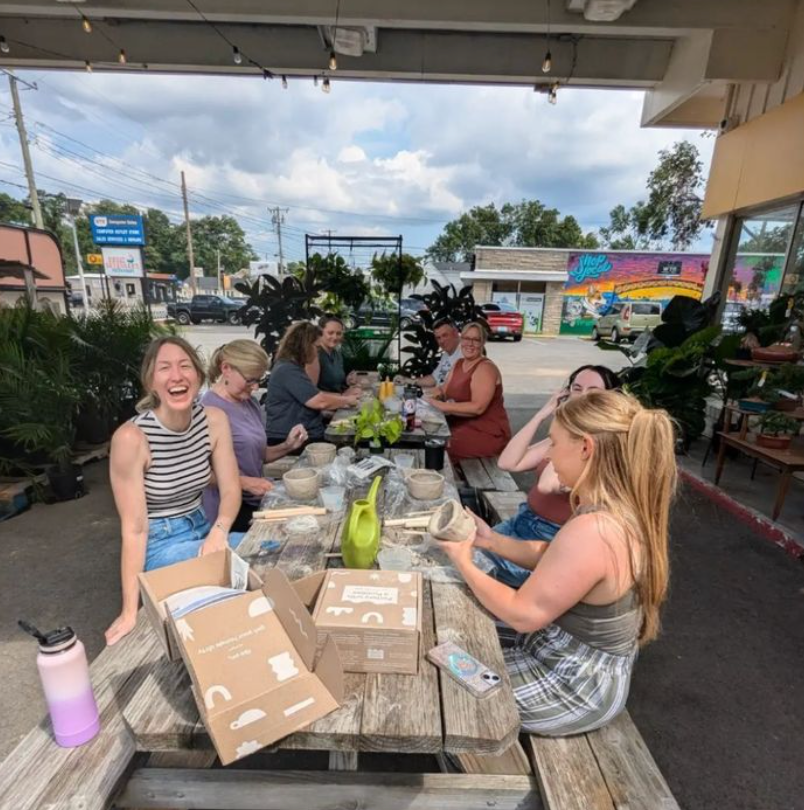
[
  {"left": 265, "top": 322, "right": 361, "bottom": 446},
  {"left": 310, "top": 315, "right": 363, "bottom": 394}
]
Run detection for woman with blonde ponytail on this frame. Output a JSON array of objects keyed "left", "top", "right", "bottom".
[{"left": 437, "top": 390, "right": 677, "bottom": 735}]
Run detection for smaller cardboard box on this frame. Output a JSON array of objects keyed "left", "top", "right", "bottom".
[
  {"left": 167, "top": 567, "right": 343, "bottom": 765},
  {"left": 139, "top": 548, "right": 262, "bottom": 661},
  {"left": 296, "top": 569, "right": 423, "bottom": 675}
]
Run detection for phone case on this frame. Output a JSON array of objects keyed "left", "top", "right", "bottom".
[{"left": 426, "top": 641, "right": 503, "bottom": 699}]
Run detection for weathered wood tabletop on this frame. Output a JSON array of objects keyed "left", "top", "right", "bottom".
[
  {"left": 122, "top": 448, "right": 526, "bottom": 774},
  {"left": 325, "top": 408, "right": 451, "bottom": 447}
]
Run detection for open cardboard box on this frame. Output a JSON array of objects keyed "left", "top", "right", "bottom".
[
  {"left": 166, "top": 567, "right": 343, "bottom": 765},
  {"left": 139, "top": 548, "right": 261, "bottom": 661},
  {"left": 294, "top": 569, "right": 423, "bottom": 675}
]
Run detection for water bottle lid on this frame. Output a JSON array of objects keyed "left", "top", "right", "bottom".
[{"left": 19, "top": 620, "right": 77, "bottom": 653}]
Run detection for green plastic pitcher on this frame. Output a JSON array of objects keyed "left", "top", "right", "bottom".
[{"left": 341, "top": 475, "right": 382, "bottom": 569}]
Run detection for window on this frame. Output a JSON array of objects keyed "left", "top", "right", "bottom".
[
  {"left": 126, "top": 283, "right": 136, "bottom": 297},
  {"left": 782, "top": 203, "right": 804, "bottom": 293},
  {"left": 632, "top": 302, "right": 661, "bottom": 315},
  {"left": 722, "top": 204, "right": 798, "bottom": 311}
]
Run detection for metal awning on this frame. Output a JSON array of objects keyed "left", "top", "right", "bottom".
[{"left": 461, "top": 270, "right": 568, "bottom": 283}]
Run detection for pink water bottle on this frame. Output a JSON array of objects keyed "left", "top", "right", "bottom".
[{"left": 19, "top": 620, "right": 100, "bottom": 748}]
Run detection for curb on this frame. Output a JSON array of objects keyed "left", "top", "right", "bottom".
[{"left": 679, "top": 467, "right": 804, "bottom": 561}]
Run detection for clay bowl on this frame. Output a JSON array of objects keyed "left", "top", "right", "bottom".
[
  {"left": 751, "top": 346, "right": 800, "bottom": 364},
  {"left": 282, "top": 468, "right": 320, "bottom": 500},
  {"left": 405, "top": 470, "right": 445, "bottom": 500},
  {"left": 428, "top": 499, "right": 474, "bottom": 542},
  {"left": 306, "top": 442, "right": 337, "bottom": 467}
]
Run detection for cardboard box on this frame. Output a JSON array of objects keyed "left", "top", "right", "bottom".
[
  {"left": 139, "top": 548, "right": 263, "bottom": 661},
  {"left": 167, "top": 567, "right": 343, "bottom": 765},
  {"left": 295, "top": 569, "right": 423, "bottom": 675}
]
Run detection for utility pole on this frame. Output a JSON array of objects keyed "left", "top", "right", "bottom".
[
  {"left": 65, "top": 198, "right": 89, "bottom": 310},
  {"left": 270, "top": 207, "right": 288, "bottom": 274},
  {"left": 8, "top": 71, "right": 40, "bottom": 305},
  {"left": 216, "top": 247, "right": 222, "bottom": 294},
  {"left": 181, "top": 171, "right": 197, "bottom": 296}
]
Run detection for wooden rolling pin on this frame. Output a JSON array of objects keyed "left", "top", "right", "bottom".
[{"left": 252, "top": 506, "right": 327, "bottom": 521}]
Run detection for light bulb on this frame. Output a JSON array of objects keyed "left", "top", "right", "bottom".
[
  {"left": 232, "top": 46, "right": 242, "bottom": 65},
  {"left": 0, "top": 36, "right": 9, "bottom": 55},
  {"left": 548, "top": 84, "right": 558, "bottom": 105},
  {"left": 329, "top": 50, "right": 338, "bottom": 71},
  {"left": 314, "top": 75, "right": 318, "bottom": 87},
  {"left": 281, "top": 75, "right": 288, "bottom": 89},
  {"left": 85, "top": 60, "right": 93, "bottom": 73},
  {"left": 82, "top": 17, "right": 92, "bottom": 34},
  {"left": 118, "top": 49, "right": 126, "bottom": 65},
  {"left": 263, "top": 69, "right": 272, "bottom": 80},
  {"left": 542, "top": 50, "right": 552, "bottom": 73},
  {"left": 322, "top": 78, "right": 331, "bottom": 94}
]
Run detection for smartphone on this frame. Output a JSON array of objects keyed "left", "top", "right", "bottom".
[{"left": 427, "top": 641, "right": 503, "bottom": 699}]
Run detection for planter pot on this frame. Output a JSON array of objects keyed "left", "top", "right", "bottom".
[
  {"left": 47, "top": 464, "right": 85, "bottom": 502},
  {"left": 305, "top": 442, "right": 337, "bottom": 467},
  {"left": 406, "top": 470, "right": 445, "bottom": 500},
  {"left": 282, "top": 468, "right": 320, "bottom": 500},
  {"left": 429, "top": 499, "right": 474, "bottom": 542},
  {"left": 368, "top": 441, "right": 385, "bottom": 455},
  {"left": 751, "top": 346, "right": 800, "bottom": 364},
  {"left": 738, "top": 398, "right": 770, "bottom": 414},
  {"left": 773, "top": 398, "right": 799, "bottom": 412},
  {"left": 756, "top": 434, "right": 793, "bottom": 451}
]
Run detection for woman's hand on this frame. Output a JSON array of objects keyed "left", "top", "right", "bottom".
[
  {"left": 105, "top": 611, "right": 137, "bottom": 646},
  {"left": 344, "top": 393, "right": 361, "bottom": 408},
  {"left": 436, "top": 532, "right": 476, "bottom": 569},
  {"left": 344, "top": 385, "right": 362, "bottom": 398},
  {"left": 242, "top": 476, "right": 274, "bottom": 498},
  {"left": 346, "top": 370, "right": 359, "bottom": 386},
  {"left": 425, "top": 397, "right": 447, "bottom": 412},
  {"left": 467, "top": 508, "right": 495, "bottom": 551},
  {"left": 285, "top": 424, "right": 307, "bottom": 451},
  {"left": 544, "top": 387, "right": 568, "bottom": 416},
  {"left": 200, "top": 526, "right": 229, "bottom": 557}
]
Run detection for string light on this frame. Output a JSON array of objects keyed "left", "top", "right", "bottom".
[
  {"left": 314, "top": 75, "right": 318, "bottom": 87},
  {"left": 232, "top": 45, "right": 242, "bottom": 65},
  {"left": 118, "top": 49, "right": 127, "bottom": 64},
  {"left": 85, "top": 60, "right": 93, "bottom": 73},
  {"left": 328, "top": 51, "right": 338, "bottom": 71},
  {"left": 263, "top": 68, "right": 272, "bottom": 80},
  {"left": 82, "top": 17, "right": 92, "bottom": 34},
  {"left": 548, "top": 82, "right": 558, "bottom": 104},
  {"left": 542, "top": 50, "right": 552, "bottom": 73},
  {"left": 281, "top": 75, "right": 288, "bottom": 89},
  {"left": 0, "top": 36, "right": 9, "bottom": 55},
  {"left": 322, "top": 77, "right": 331, "bottom": 94}
]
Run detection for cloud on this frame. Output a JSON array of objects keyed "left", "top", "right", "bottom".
[{"left": 0, "top": 72, "right": 716, "bottom": 260}]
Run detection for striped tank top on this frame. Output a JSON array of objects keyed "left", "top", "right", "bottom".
[{"left": 132, "top": 403, "right": 212, "bottom": 519}]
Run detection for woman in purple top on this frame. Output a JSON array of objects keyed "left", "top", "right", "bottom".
[{"left": 201, "top": 340, "right": 306, "bottom": 531}]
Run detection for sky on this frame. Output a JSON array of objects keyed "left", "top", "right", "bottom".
[{"left": 0, "top": 71, "right": 716, "bottom": 267}]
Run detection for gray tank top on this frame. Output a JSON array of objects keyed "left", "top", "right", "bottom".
[{"left": 554, "top": 505, "right": 642, "bottom": 655}]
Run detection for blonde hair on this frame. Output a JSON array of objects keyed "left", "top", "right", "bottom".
[
  {"left": 275, "top": 321, "right": 322, "bottom": 366},
  {"left": 461, "top": 321, "right": 488, "bottom": 349},
  {"left": 554, "top": 390, "right": 677, "bottom": 645},
  {"left": 136, "top": 336, "right": 206, "bottom": 412},
  {"left": 208, "top": 339, "right": 269, "bottom": 383}
]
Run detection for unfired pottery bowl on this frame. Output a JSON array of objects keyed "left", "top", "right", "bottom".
[
  {"left": 428, "top": 499, "right": 474, "bottom": 542},
  {"left": 406, "top": 470, "right": 445, "bottom": 501},
  {"left": 283, "top": 468, "right": 320, "bottom": 500},
  {"left": 306, "top": 442, "right": 337, "bottom": 466}
]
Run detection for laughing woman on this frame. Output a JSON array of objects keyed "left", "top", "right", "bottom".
[
  {"left": 437, "top": 391, "right": 677, "bottom": 735},
  {"left": 105, "top": 336, "right": 241, "bottom": 646}
]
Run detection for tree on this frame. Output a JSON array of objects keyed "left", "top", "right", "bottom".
[
  {"left": 600, "top": 140, "right": 709, "bottom": 251},
  {"left": 427, "top": 200, "right": 597, "bottom": 262},
  {"left": 370, "top": 252, "right": 426, "bottom": 297},
  {"left": 0, "top": 192, "right": 33, "bottom": 226},
  {"left": 187, "top": 215, "right": 258, "bottom": 280}
]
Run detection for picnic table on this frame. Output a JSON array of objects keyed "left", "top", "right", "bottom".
[{"left": 325, "top": 404, "right": 451, "bottom": 447}]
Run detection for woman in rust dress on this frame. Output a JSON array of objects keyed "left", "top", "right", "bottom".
[{"left": 425, "top": 321, "right": 511, "bottom": 461}]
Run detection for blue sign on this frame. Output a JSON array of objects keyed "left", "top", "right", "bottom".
[{"left": 89, "top": 214, "right": 145, "bottom": 246}]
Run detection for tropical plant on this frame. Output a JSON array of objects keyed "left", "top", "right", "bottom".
[
  {"left": 308, "top": 252, "right": 371, "bottom": 314},
  {"left": 352, "top": 398, "right": 404, "bottom": 447},
  {"left": 757, "top": 411, "right": 799, "bottom": 437},
  {"left": 370, "top": 253, "right": 426, "bottom": 297},
  {"left": 400, "top": 281, "right": 486, "bottom": 377},
  {"left": 236, "top": 271, "right": 323, "bottom": 358},
  {"left": 341, "top": 332, "right": 395, "bottom": 375}
]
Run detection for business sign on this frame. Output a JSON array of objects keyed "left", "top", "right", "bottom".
[
  {"left": 657, "top": 260, "right": 682, "bottom": 277},
  {"left": 101, "top": 247, "right": 144, "bottom": 278},
  {"left": 87, "top": 253, "right": 103, "bottom": 265},
  {"left": 89, "top": 214, "right": 145, "bottom": 246}
]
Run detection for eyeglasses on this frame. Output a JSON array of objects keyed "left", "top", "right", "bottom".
[
  {"left": 461, "top": 336, "right": 483, "bottom": 345},
  {"left": 233, "top": 366, "right": 263, "bottom": 386}
]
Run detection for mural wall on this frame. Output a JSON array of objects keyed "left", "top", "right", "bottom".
[
  {"left": 725, "top": 253, "right": 787, "bottom": 308},
  {"left": 560, "top": 252, "right": 710, "bottom": 336}
]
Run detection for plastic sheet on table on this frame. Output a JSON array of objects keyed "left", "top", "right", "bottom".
[{"left": 382, "top": 466, "right": 458, "bottom": 517}]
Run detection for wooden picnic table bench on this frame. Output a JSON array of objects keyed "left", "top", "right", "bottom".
[{"left": 457, "top": 456, "right": 519, "bottom": 494}]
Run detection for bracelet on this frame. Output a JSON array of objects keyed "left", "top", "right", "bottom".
[{"left": 214, "top": 520, "right": 229, "bottom": 533}]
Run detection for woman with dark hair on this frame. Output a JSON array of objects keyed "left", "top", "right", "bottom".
[
  {"left": 308, "top": 314, "right": 362, "bottom": 395},
  {"left": 264, "top": 322, "right": 360, "bottom": 446},
  {"left": 105, "top": 336, "right": 242, "bottom": 646},
  {"left": 489, "top": 365, "right": 621, "bottom": 587}
]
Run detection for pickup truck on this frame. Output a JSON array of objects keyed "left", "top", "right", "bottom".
[{"left": 167, "top": 295, "right": 243, "bottom": 325}]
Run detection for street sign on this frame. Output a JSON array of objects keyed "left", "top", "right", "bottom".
[
  {"left": 101, "top": 247, "right": 144, "bottom": 277},
  {"left": 89, "top": 214, "right": 145, "bottom": 246},
  {"left": 87, "top": 253, "right": 103, "bottom": 265}
]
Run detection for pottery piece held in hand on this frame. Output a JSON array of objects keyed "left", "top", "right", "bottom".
[{"left": 428, "top": 499, "right": 474, "bottom": 542}]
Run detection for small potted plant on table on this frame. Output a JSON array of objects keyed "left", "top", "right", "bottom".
[
  {"left": 755, "top": 412, "right": 800, "bottom": 451},
  {"left": 353, "top": 398, "right": 404, "bottom": 453}
]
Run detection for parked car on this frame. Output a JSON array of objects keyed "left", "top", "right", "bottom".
[
  {"left": 345, "top": 298, "right": 428, "bottom": 330},
  {"left": 479, "top": 303, "right": 524, "bottom": 341},
  {"left": 167, "top": 295, "right": 243, "bottom": 325},
  {"left": 591, "top": 300, "right": 663, "bottom": 343}
]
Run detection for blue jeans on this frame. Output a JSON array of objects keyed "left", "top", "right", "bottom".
[
  {"left": 144, "top": 507, "right": 246, "bottom": 571},
  {"left": 483, "top": 503, "right": 562, "bottom": 588}
]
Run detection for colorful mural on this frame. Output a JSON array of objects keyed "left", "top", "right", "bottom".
[
  {"left": 560, "top": 251, "right": 710, "bottom": 336},
  {"left": 725, "top": 253, "right": 786, "bottom": 308}
]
